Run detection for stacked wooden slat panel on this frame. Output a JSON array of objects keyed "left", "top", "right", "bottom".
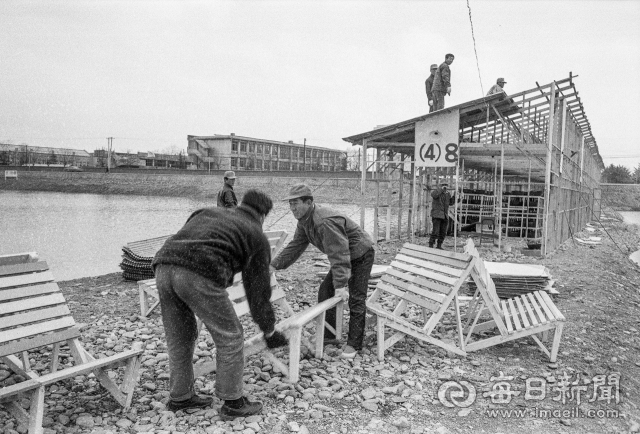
[
  {"left": 119, "top": 235, "right": 171, "bottom": 281},
  {"left": 466, "top": 261, "right": 555, "bottom": 299}
]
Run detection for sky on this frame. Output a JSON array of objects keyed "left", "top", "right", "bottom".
[{"left": 1, "top": 0, "right": 639, "bottom": 170}]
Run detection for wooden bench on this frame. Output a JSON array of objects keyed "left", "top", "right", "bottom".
[
  {"left": 4, "top": 170, "right": 17, "bottom": 180},
  {"left": 138, "top": 230, "right": 289, "bottom": 317},
  {"left": 0, "top": 255, "right": 144, "bottom": 434},
  {"left": 366, "top": 243, "right": 475, "bottom": 360},
  {"left": 463, "top": 239, "right": 565, "bottom": 361}
]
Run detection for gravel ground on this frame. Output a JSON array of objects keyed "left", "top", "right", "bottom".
[{"left": 1, "top": 220, "right": 640, "bottom": 434}]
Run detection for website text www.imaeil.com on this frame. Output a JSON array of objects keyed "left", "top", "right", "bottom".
[{"left": 437, "top": 371, "right": 621, "bottom": 419}]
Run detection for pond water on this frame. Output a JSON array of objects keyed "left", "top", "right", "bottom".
[
  {"left": 0, "top": 191, "right": 368, "bottom": 281},
  {"left": 618, "top": 211, "right": 640, "bottom": 227}
]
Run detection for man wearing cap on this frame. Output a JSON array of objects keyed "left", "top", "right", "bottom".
[
  {"left": 431, "top": 53, "right": 455, "bottom": 111},
  {"left": 217, "top": 171, "right": 238, "bottom": 208},
  {"left": 425, "top": 63, "right": 438, "bottom": 112},
  {"left": 487, "top": 78, "right": 507, "bottom": 96},
  {"left": 152, "top": 189, "right": 288, "bottom": 418},
  {"left": 271, "top": 184, "right": 375, "bottom": 359},
  {"left": 429, "top": 182, "right": 456, "bottom": 249}
]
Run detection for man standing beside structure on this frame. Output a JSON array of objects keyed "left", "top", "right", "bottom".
[
  {"left": 152, "top": 190, "right": 288, "bottom": 418},
  {"left": 425, "top": 63, "right": 438, "bottom": 112},
  {"left": 217, "top": 170, "right": 238, "bottom": 208},
  {"left": 271, "top": 184, "right": 375, "bottom": 359},
  {"left": 431, "top": 53, "right": 455, "bottom": 111},
  {"left": 486, "top": 78, "right": 507, "bottom": 96},
  {"left": 429, "top": 182, "right": 455, "bottom": 249}
]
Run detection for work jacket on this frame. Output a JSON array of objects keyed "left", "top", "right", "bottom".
[
  {"left": 425, "top": 74, "right": 435, "bottom": 101},
  {"left": 431, "top": 188, "right": 455, "bottom": 219},
  {"left": 271, "top": 204, "right": 373, "bottom": 289},
  {"left": 432, "top": 62, "right": 451, "bottom": 93},
  {"left": 152, "top": 205, "right": 275, "bottom": 334},
  {"left": 217, "top": 183, "right": 238, "bottom": 208}
]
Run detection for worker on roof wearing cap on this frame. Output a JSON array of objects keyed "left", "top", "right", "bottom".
[
  {"left": 486, "top": 78, "right": 507, "bottom": 97},
  {"left": 429, "top": 182, "right": 456, "bottom": 250},
  {"left": 217, "top": 171, "right": 238, "bottom": 208},
  {"left": 431, "top": 53, "right": 455, "bottom": 111},
  {"left": 270, "top": 184, "right": 375, "bottom": 359},
  {"left": 425, "top": 63, "right": 438, "bottom": 113}
]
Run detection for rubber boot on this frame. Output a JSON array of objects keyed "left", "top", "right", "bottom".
[{"left": 436, "top": 241, "right": 444, "bottom": 250}]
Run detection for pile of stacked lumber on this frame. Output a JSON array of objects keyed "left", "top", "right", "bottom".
[
  {"left": 120, "top": 235, "right": 171, "bottom": 281},
  {"left": 467, "top": 261, "right": 556, "bottom": 299}
]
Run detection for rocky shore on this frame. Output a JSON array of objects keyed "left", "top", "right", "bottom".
[{"left": 2, "top": 222, "right": 640, "bottom": 434}]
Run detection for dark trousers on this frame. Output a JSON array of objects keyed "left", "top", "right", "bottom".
[
  {"left": 318, "top": 247, "right": 375, "bottom": 350},
  {"left": 155, "top": 265, "right": 245, "bottom": 401},
  {"left": 433, "top": 91, "right": 446, "bottom": 111},
  {"left": 429, "top": 217, "right": 448, "bottom": 245}
]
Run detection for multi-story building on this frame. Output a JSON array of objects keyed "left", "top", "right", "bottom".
[
  {"left": 0, "top": 143, "right": 91, "bottom": 167},
  {"left": 91, "top": 150, "right": 195, "bottom": 169},
  {"left": 187, "top": 134, "right": 346, "bottom": 172}
]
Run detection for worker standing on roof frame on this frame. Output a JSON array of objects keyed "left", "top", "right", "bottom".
[{"left": 431, "top": 53, "right": 454, "bottom": 111}]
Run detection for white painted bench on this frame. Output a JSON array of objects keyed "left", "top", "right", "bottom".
[
  {"left": 4, "top": 170, "right": 17, "bottom": 180},
  {"left": 0, "top": 255, "right": 144, "bottom": 434}
]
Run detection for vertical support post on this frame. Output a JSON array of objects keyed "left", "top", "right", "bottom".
[
  {"left": 543, "top": 83, "right": 556, "bottom": 256},
  {"left": 374, "top": 180, "right": 380, "bottom": 242},
  {"left": 398, "top": 157, "right": 405, "bottom": 239},
  {"left": 559, "top": 98, "right": 567, "bottom": 175},
  {"left": 410, "top": 159, "right": 417, "bottom": 242},
  {"left": 360, "top": 140, "right": 367, "bottom": 231},
  {"left": 498, "top": 141, "right": 505, "bottom": 250},
  {"left": 453, "top": 160, "right": 459, "bottom": 252}
]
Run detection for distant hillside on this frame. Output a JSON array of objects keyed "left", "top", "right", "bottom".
[{"left": 601, "top": 184, "right": 640, "bottom": 211}]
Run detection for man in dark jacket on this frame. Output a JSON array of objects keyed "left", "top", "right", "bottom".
[
  {"left": 271, "top": 184, "right": 375, "bottom": 359},
  {"left": 431, "top": 53, "right": 455, "bottom": 111},
  {"left": 425, "top": 63, "right": 438, "bottom": 112},
  {"left": 217, "top": 170, "right": 238, "bottom": 208},
  {"left": 429, "top": 182, "right": 456, "bottom": 249},
  {"left": 152, "top": 189, "right": 287, "bottom": 419}
]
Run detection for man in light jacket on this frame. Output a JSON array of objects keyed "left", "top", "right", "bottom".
[{"left": 271, "top": 184, "right": 375, "bottom": 359}]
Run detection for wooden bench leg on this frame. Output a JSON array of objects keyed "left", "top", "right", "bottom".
[
  {"left": 28, "top": 386, "right": 45, "bottom": 434},
  {"left": 335, "top": 301, "right": 344, "bottom": 340},
  {"left": 549, "top": 323, "right": 564, "bottom": 363},
  {"left": 51, "top": 343, "right": 61, "bottom": 373},
  {"left": 139, "top": 285, "right": 149, "bottom": 316},
  {"left": 315, "top": 312, "right": 326, "bottom": 359},
  {"left": 288, "top": 328, "right": 302, "bottom": 383},
  {"left": 377, "top": 316, "right": 386, "bottom": 361}
]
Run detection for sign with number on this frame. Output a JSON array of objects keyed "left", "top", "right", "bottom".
[{"left": 414, "top": 108, "right": 460, "bottom": 167}]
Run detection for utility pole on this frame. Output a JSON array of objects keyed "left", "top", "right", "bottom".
[
  {"left": 303, "top": 138, "right": 306, "bottom": 171},
  {"left": 106, "top": 137, "right": 113, "bottom": 172}
]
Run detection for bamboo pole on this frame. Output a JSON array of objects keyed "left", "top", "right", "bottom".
[
  {"left": 498, "top": 141, "right": 504, "bottom": 250},
  {"left": 360, "top": 140, "right": 367, "bottom": 230},
  {"left": 542, "top": 83, "right": 556, "bottom": 256},
  {"left": 410, "top": 159, "right": 417, "bottom": 242}
]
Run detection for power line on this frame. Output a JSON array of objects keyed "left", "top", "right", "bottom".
[{"left": 466, "top": 0, "right": 485, "bottom": 96}]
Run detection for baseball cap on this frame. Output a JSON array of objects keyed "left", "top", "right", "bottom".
[
  {"left": 430, "top": 64, "right": 438, "bottom": 69},
  {"left": 224, "top": 170, "right": 236, "bottom": 179},
  {"left": 283, "top": 183, "right": 313, "bottom": 200},
  {"left": 497, "top": 78, "right": 507, "bottom": 83}
]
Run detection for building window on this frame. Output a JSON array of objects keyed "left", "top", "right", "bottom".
[
  {"left": 240, "top": 142, "right": 247, "bottom": 152},
  {"left": 240, "top": 158, "right": 246, "bottom": 168},
  {"left": 249, "top": 143, "right": 255, "bottom": 153},
  {"left": 257, "top": 144, "right": 263, "bottom": 153},
  {"left": 265, "top": 144, "right": 270, "bottom": 153},
  {"left": 272, "top": 145, "right": 278, "bottom": 156},
  {"left": 306, "top": 150, "right": 311, "bottom": 158},
  {"left": 232, "top": 141, "right": 238, "bottom": 152}
]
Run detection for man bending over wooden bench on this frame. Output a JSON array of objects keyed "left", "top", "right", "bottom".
[{"left": 152, "top": 189, "right": 287, "bottom": 420}]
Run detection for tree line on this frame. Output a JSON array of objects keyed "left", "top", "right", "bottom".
[{"left": 601, "top": 164, "right": 640, "bottom": 184}]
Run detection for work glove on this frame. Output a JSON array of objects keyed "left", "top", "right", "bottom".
[
  {"left": 335, "top": 287, "right": 349, "bottom": 302},
  {"left": 428, "top": 100, "right": 433, "bottom": 107},
  {"left": 265, "top": 330, "right": 288, "bottom": 349}
]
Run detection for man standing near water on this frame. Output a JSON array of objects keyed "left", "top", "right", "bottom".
[
  {"left": 152, "top": 189, "right": 288, "bottom": 418},
  {"left": 270, "top": 184, "right": 375, "bottom": 359},
  {"left": 217, "top": 170, "right": 238, "bottom": 208}
]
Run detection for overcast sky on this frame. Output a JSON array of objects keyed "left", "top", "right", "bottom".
[{"left": 1, "top": 0, "right": 638, "bottom": 170}]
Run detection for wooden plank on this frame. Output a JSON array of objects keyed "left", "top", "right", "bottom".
[
  {"left": 403, "top": 243, "right": 471, "bottom": 262},
  {"left": 0, "top": 252, "right": 38, "bottom": 267},
  {"left": 533, "top": 291, "right": 555, "bottom": 321},
  {"left": 507, "top": 299, "right": 522, "bottom": 330},
  {"left": 0, "top": 282, "right": 60, "bottom": 302},
  {"left": 0, "top": 317, "right": 76, "bottom": 345},
  {"left": 538, "top": 291, "right": 565, "bottom": 321},
  {"left": 465, "top": 322, "right": 557, "bottom": 352},
  {"left": 515, "top": 297, "right": 531, "bottom": 329},
  {"left": 0, "top": 261, "right": 49, "bottom": 277},
  {"left": 380, "top": 274, "right": 446, "bottom": 304},
  {"left": 501, "top": 300, "right": 514, "bottom": 333},
  {"left": 1, "top": 293, "right": 67, "bottom": 316},
  {"left": 0, "top": 326, "right": 82, "bottom": 357},
  {"left": 0, "top": 270, "right": 55, "bottom": 290},
  {"left": 395, "top": 253, "right": 464, "bottom": 277},
  {"left": 390, "top": 261, "right": 458, "bottom": 286},
  {"left": 0, "top": 305, "right": 71, "bottom": 330},
  {"left": 526, "top": 292, "right": 548, "bottom": 324},
  {"left": 520, "top": 294, "right": 539, "bottom": 326},
  {"left": 400, "top": 246, "right": 469, "bottom": 268},
  {"left": 385, "top": 267, "right": 452, "bottom": 294},
  {"left": 375, "top": 282, "right": 441, "bottom": 312}
]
